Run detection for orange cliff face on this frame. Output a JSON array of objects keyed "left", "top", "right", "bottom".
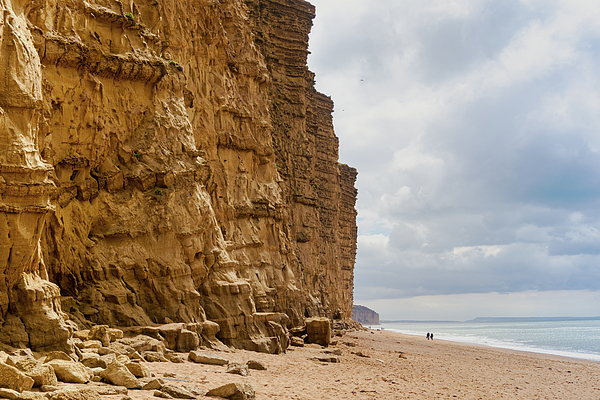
[{"left": 0, "top": 0, "right": 358, "bottom": 353}]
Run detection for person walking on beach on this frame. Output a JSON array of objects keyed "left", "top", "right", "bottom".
[
  {"left": 426, "top": 333, "right": 430, "bottom": 340},
  {"left": 430, "top": 333, "right": 434, "bottom": 340}
]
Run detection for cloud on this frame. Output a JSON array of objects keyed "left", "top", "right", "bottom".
[{"left": 309, "top": 0, "right": 600, "bottom": 316}]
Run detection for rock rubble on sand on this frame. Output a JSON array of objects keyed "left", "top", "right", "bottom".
[{"left": 0, "top": 323, "right": 217, "bottom": 398}]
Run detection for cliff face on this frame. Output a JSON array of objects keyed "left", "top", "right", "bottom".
[
  {"left": 0, "top": 0, "right": 357, "bottom": 353},
  {"left": 353, "top": 305, "right": 379, "bottom": 326}
]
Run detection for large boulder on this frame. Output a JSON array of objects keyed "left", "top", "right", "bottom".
[
  {"left": 306, "top": 317, "right": 331, "bottom": 347},
  {"left": 45, "top": 360, "right": 91, "bottom": 384},
  {"left": 0, "top": 362, "right": 34, "bottom": 392}
]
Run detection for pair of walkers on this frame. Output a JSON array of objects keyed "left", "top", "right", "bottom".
[{"left": 426, "top": 332, "right": 434, "bottom": 340}]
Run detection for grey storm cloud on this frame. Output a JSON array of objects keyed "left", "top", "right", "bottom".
[{"left": 308, "top": 0, "right": 600, "bottom": 312}]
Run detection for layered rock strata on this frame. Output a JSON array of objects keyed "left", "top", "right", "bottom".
[{"left": 0, "top": 0, "right": 358, "bottom": 353}]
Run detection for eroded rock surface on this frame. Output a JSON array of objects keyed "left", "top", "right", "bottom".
[{"left": 0, "top": 0, "right": 358, "bottom": 353}]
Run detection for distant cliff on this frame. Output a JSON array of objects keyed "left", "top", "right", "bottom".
[
  {"left": 353, "top": 305, "right": 380, "bottom": 325},
  {"left": 0, "top": 0, "right": 357, "bottom": 353}
]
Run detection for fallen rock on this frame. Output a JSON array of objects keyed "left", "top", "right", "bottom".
[
  {"left": 0, "top": 388, "right": 19, "bottom": 399},
  {"left": 187, "top": 351, "right": 228, "bottom": 365},
  {"left": 158, "top": 325, "right": 199, "bottom": 353},
  {"left": 100, "top": 353, "right": 129, "bottom": 366},
  {"left": 290, "top": 337, "right": 304, "bottom": 347},
  {"left": 72, "top": 331, "right": 90, "bottom": 341},
  {"left": 0, "top": 362, "right": 35, "bottom": 392},
  {"left": 6, "top": 355, "right": 38, "bottom": 372},
  {"left": 40, "top": 385, "right": 59, "bottom": 392},
  {"left": 100, "top": 362, "right": 142, "bottom": 389},
  {"left": 142, "top": 351, "right": 170, "bottom": 363},
  {"left": 141, "top": 378, "right": 164, "bottom": 390},
  {"left": 165, "top": 353, "right": 185, "bottom": 363},
  {"left": 44, "top": 352, "right": 73, "bottom": 363},
  {"left": 306, "top": 317, "right": 331, "bottom": 347},
  {"left": 125, "top": 362, "right": 151, "bottom": 378},
  {"left": 312, "top": 356, "right": 340, "bottom": 363},
  {"left": 181, "top": 386, "right": 204, "bottom": 397},
  {"left": 351, "top": 350, "right": 369, "bottom": 358},
  {"left": 153, "top": 390, "right": 173, "bottom": 399},
  {"left": 45, "top": 360, "right": 91, "bottom": 383},
  {"left": 89, "top": 325, "right": 113, "bottom": 347},
  {"left": 26, "top": 364, "right": 58, "bottom": 387},
  {"left": 98, "top": 342, "right": 133, "bottom": 357},
  {"left": 226, "top": 363, "right": 249, "bottom": 376},
  {"left": 86, "top": 384, "right": 128, "bottom": 395},
  {"left": 75, "top": 340, "right": 103, "bottom": 350},
  {"left": 17, "top": 392, "right": 44, "bottom": 400},
  {"left": 120, "top": 336, "right": 165, "bottom": 354},
  {"left": 160, "top": 385, "right": 196, "bottom": 399},
  {"left": 246, "top": 360, "right": 266, "bottom": 370},
  {"left": 44, "top": 388, "right": 102, "bottom": 400},
  {"left": 206, "top": 383, "right": 255, "bottom": 400},
  {"left": 80, "top": 353, "right": 104, "bottom": 369},
  {"left": 323, "top": 348, "right": 342, "bottom": 356}
]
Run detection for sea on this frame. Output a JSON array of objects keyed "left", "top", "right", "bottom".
[{"left": 378, "top": 318, "right": 600, "bottom": 362}]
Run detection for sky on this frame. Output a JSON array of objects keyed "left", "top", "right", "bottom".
[{"left": 307, "top": 0, "right": 600, "bottom": 321}]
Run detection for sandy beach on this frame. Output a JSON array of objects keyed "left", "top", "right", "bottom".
[{"left": 93, "top": 328, "right": 600, "bottom": 399}]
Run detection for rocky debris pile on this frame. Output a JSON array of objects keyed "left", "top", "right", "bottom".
[
  {"left": 0, "top": 318, "right": 350, "bottom": 398},
  {"left": 0, "top": 324, "right": 226, "bottom": 398}
]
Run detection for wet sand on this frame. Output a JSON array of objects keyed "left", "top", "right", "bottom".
[{"left": 102, "top": 329, "right": 600, "bottom": 399}]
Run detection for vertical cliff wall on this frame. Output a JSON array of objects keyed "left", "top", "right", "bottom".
[{"left": 0, "top": 0, "right": 357, "bottom": 353}]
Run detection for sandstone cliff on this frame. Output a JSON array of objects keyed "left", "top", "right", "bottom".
[
  {"left": 353, "top": 305, "right": 379, "bottom": 326},
  {"left": 0, "top": 0, "right": 357, "bottom": 353}
]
